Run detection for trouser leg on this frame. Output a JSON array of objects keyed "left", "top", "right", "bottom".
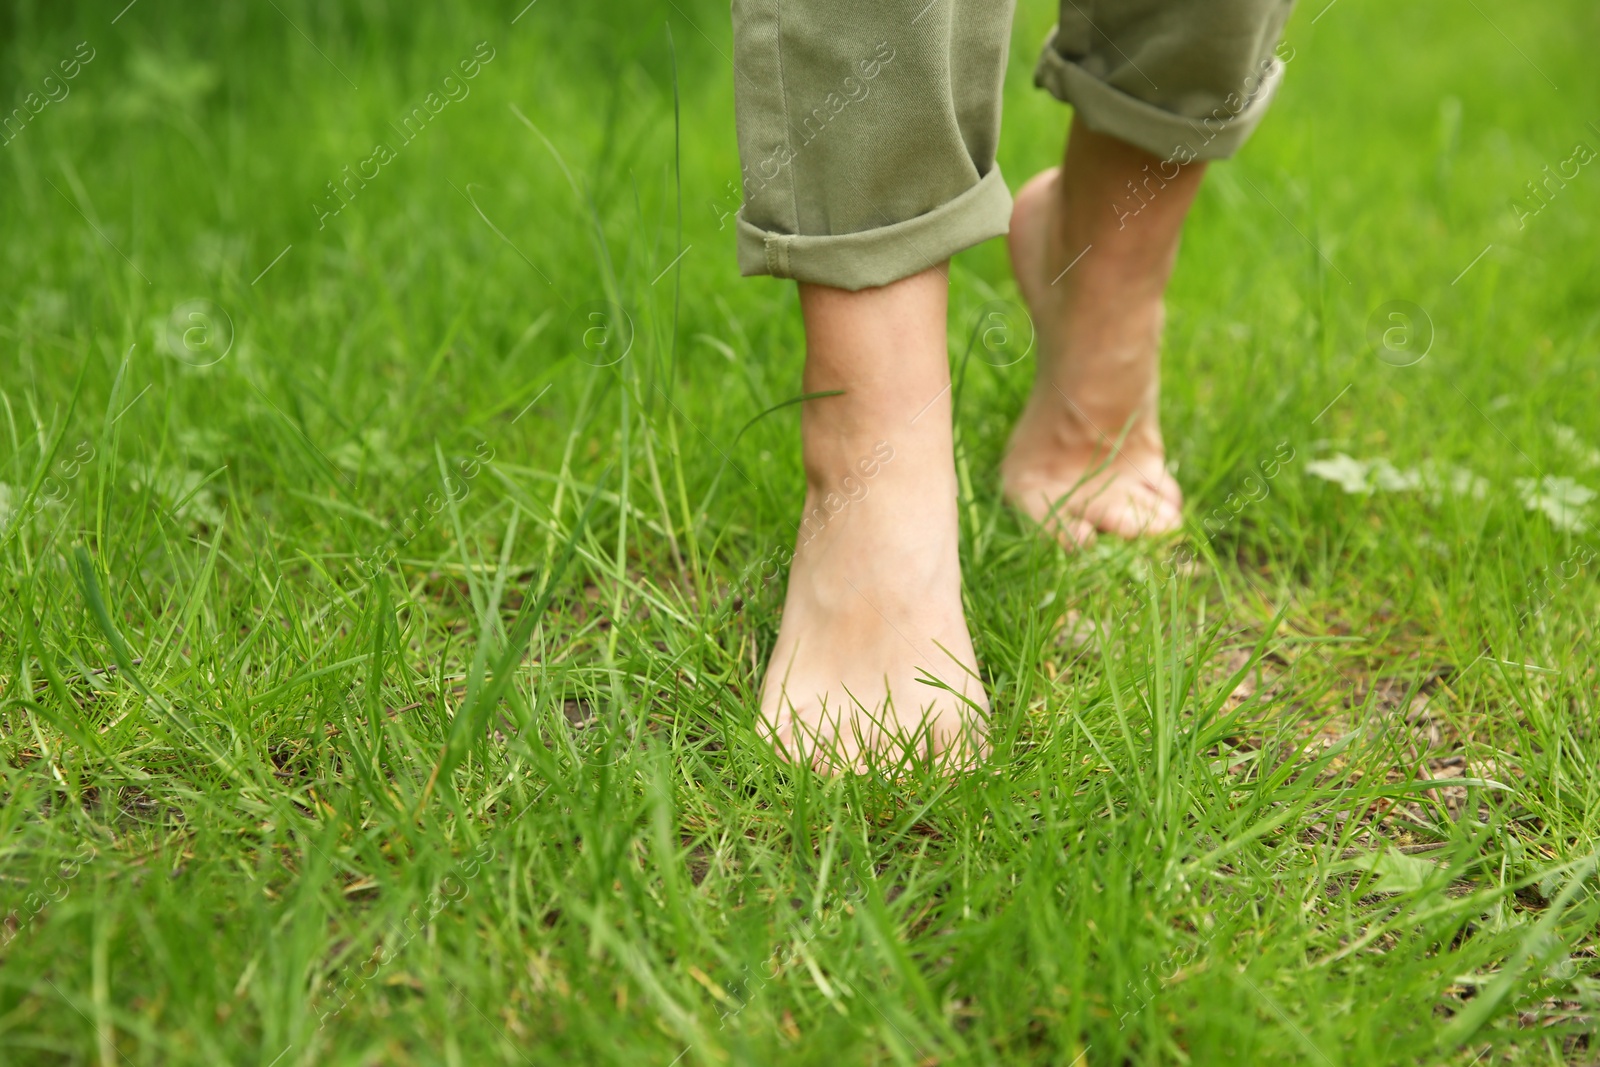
[
  {"left": 1034, "top": 0, "right": 1297, "bottom": 164},
  {"left": 731, "top": 0, "right": 1018, "bottom": 291}
]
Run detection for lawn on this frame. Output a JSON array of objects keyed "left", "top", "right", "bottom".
[{"left": 2, "top": 0, "right": 1598, "bottom": 1063}]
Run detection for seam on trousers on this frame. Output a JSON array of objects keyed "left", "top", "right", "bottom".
[
  {"left": 766, "top": 236, "right": 791, "bottom": 277},
  {"left": 772, "top": 0, "right": 801, "bottom": 241}
]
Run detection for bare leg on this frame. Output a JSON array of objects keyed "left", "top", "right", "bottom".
[
  {"left": 1003, "top": 114, "right": 1208, "bottom": 543},
  {"left": 759, "top": 266, "right": 987, "bottom": 773}
]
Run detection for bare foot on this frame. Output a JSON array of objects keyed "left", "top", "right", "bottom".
[
  {"left": 1002, "top": 120, "right": 1208, "bottom": 545},
  {"left": 760, "top": 464, "right": 987, "bottom": 773},
  {"left": 758, "top": 270, "right": 988, "bottom": 774}
]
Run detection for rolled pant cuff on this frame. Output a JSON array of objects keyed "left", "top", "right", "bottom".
[
  {"left": 735, "top": 166, "right": 1014, "bottom": 291},
  {"left": 1033, "top": 28, "right": 1285, "bottom": 163}
]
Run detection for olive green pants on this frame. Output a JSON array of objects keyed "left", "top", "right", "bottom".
[{"left": 731, "top": 0, "right": 1294, "bottom": 290}]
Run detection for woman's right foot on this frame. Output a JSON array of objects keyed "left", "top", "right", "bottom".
[
  {"left": 758, "top": 270, "right": 988, "bottom": 774},
  {"left": 759, "top": 450, "right": 986, "bottom": 774}
]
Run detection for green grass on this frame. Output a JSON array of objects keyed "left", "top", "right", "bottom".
[{"left": 2, "top": 0, "right": 1598, "bottom": 1063}]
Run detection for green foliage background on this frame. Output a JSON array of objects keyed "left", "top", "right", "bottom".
[{"left": 0, "top": 0, "right": 1597, "bottom": 1063}]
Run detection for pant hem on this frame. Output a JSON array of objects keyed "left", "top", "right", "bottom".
[
  {"left": 1033, "top": 28, "right": 1285, "bottom": 163},
  {"left": 736, "top": 166, "right": 1014, "bottom": 291}
]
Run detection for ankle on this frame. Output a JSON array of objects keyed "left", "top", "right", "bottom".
[
  {"left": 800, "top": 408, "right": 898, "bottom": 484},
  {"left": 1057, "top": 240, "right": 1178, "bottom": 304},
  {"left": 800, "top": 436, "right": 897, "bottom": 503},
  {"left": 1019, "top": 367, "right": 1163, "bottom": 443}
]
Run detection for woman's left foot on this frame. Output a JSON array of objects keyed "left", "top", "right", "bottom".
[
  {"left": 1001, "top": 167, "right": 1183, "bottom": 543},
  {"left": 1000, "top": 121, "right": 1210, "bottom": 545}
]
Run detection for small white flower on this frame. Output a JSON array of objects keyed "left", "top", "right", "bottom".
[
  {"left": 1308, "top": 452, "right": 1492, "bottom": 506},
  {"left": 1306, "top": 453, "right": 1373, "bottom": 494},
  {"left": 1444, "top": 466, "right": 1490, "bottom": 500},
  {"left": 1552, "top": 424, "right": 1600, "bottom": 470},
  {"left": 1516, "top": 475, "right": 1595, "bottom": 531},
  {"left": 1371, "top": 459, "right": 1423, "bottom": 492},
  {"left": 1418, "top": 460, "right": 1488, "bottom": 502}
]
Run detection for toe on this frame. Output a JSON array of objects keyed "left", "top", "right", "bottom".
[
  {"left": 1007, "top": 483, "right": 1099, "bottom": 550},
  {"left": 762, "top": 714, "right": 801, "bottom": 765},
  {"left": 1056, "top": 518, "right": 1094, "bottom": 550},
  {"left": 1157, "top": 469, "right": 1184, "bottom": 509},
  {"left": 935, "top": 714, "right": 990, "bottom": 772},
  {"left": 1042, "top": 511, "right": 1097, "bottom": 551},
  {"left": 1088, "top": 482, "right": 1182, "bottom": 540}
]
